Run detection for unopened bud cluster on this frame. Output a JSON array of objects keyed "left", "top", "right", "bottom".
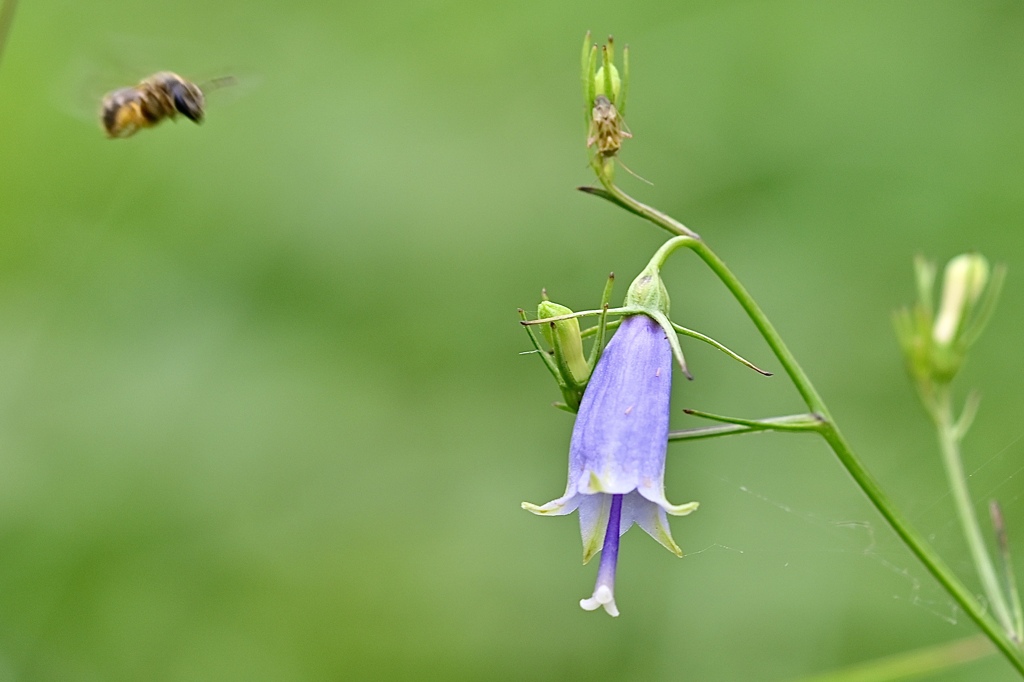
[{"left": 895, "top": 253, "right": 1003, "bottom": 387}]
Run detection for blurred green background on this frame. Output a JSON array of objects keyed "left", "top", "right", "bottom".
[{"left": 1, "top": 0, "right": 1023, "bottom": 679}]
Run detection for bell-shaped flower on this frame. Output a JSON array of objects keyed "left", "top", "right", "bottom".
[{"left": 523, "top": 313, "right": 698, "bottom": 616}]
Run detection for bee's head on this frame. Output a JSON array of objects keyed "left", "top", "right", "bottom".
[{"left": 168, "top": 80, "right": 205, "bottom": 123}]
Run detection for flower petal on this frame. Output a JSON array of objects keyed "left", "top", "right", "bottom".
[
  {"left": 637, "top": 484, "right": 700, "bottom": 517},
  {"left": 521, "top": 492, "right": 582, "bottom": 517},
  {"left": 578, "top": 493, "right": 612, "bottom": 564},
  {"left": 621, "top": 490, "right": 683, "bottom": 557},
  {"left": 569, "top": 315, "right": 673, "bottom": 496}
]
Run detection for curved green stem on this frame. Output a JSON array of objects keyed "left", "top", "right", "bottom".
[
  {"left": 583, "top": 183, "right": 1024, "bottom": 675},
  {"left": 583, "top": 180, "right": 701, "bottom": 240},
  {"left": 815, "top": 424, "right": 1022, "bottom": 674},
  {"left": 686, "top": 239, "right": 831, "bottom": 416}
]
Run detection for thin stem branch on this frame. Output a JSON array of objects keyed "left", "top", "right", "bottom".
[
  {"left": 670, "top": 322, "right": 772, "bottom": 376},
  {"left": 669, "top": 412, "right": 823, "bottom": 442},
  {"left": 930, "top": 386, "right": 1016, "bottom": 638},
  {"left": 518, "top": 309, "right": 560, "bottom": 378},
  {"left": 681, "top": 409, "right": 825, "bottom": 433},
  {"left": 579, "top": 182, "right": 700, "bottom": 239},
  {"left": 668, "top": 422, "right": 767, "bottom": 442},
  {"left": 583, "top": 183, "right": 1024, "bottom": 675},
  {"left": 991, "top": 501, "right": 1024, "bottom": 644}
]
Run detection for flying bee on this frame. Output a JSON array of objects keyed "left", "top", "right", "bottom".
[
  {"left": 100, "top": 72, "right": 233, "bottom": 138},
  {"left": 587, "top": 94, "right": 631, "bottom": 158}
]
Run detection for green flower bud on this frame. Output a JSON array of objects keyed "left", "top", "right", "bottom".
[
  {"left": 581, "top": 33, "right": 630, "bottom": 119},
  {"left": 895, "top": 253, "right": 1004, "bottom": 387},
  {"left": 624, "top": 265, "right": 670, "bottom": 316},
  {"left": 538, "top": 301, "right": 590, "bottom": 385},
  {"left": 933, "top": 254, "right": 990, "bottom": 348},
  {"left": 595, "top": 64, "right": 621, "bottom": 102}
]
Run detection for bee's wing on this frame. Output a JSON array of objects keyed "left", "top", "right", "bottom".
[
  {"left": 52, "top": 55, "right": 133, "bottom": 125},
  {"left": 196, "top": 70, "right": 261, "bottom": 108},
  {"left": 53, "top": 33, "right": 207, "bottom": 124}
]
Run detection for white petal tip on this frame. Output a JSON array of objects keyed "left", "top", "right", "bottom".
[
  {"left": 521, "top": 501, "right": 558, "bottom": 515},
  {"left": 522, "top": 495, "right": 581, "bottom": 516},
  {"left": 666, "top": 501, "right": 699, "bottom": 516},
  {"left": 580, "top": 586, "right": 619, "bottom": 617}
]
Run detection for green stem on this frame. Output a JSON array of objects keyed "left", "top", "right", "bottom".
[
  {"left": 584, "top": 184, "right": 1024, "bottom": 675},
  {"left": 816, "top": 424, "right": 1023, "bottom": 674},
  {"left": 687, "top": 240, "right": 829, "bottom": 414},
  {"left": 585, "top": 179, "right": 701, "bottom": 240},
  {"left": 930, "top": 386, "right": 1016, "bottom": 638}
]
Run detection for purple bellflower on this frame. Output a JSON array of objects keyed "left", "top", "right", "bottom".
[{"left": 523, "top": 313, "right": 698, "bottom": 616}]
